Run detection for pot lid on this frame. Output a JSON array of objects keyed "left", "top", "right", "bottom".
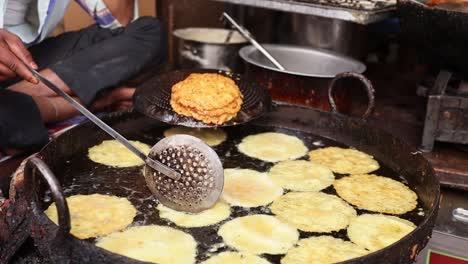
[
  {"left": 173, "top": 28, "right": 248, "bottom": 45},
  {"left": 239, "top": 44, "right": 366, "bottom": 78}
]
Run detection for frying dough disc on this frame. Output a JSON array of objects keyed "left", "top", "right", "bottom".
[
  {"left": 201, "top": 252, "right": 271, "bottom": 264},
  {"left": 164, "top": 126, "right": 227, "bottom": 146},
  {"left": 218, "top": 214, "right": 299, "bottom": 255},
  {"left": 96, "top": 225, "right": 197, "bottom": 264},
  {"left": 88, "top": 140, "right": 150, "bottom": 167},
  {"left": 44, "top": 194, "right": 136, "bottom": 239},
  {"left": 157, "top": 201, "right": 230, "bottom": 228},
  {"left": 281, "top": 236, "right": 368, "bottom": 264},
  {"left": 334, "top": 174, "right": 418, "bottom": 214},
  {"left": 347, "top": 214, "right": 416, "bottom": 252},
  {"left": 270, "top": 192, "right": 357, "bottom": 233},
  {"left": 222, "top": 168, "right": 283, "bottom": 207},
  {"left": 308, "top": 147, "right": 379, "bottom": 174},
  {"left": 268, "top": 160, "right": 334, "bottom": 192},
  {"left": 238, "top": 132, "right": 308, "bottom": 162}
]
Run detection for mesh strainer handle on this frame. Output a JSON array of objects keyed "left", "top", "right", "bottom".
[{"left": 27, "top": 65, "right": 181, "bottom": 181}]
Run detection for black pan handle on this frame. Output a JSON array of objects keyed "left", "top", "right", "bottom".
[
  {"left": 328, "top": 72, "right": 375, "bottom": 119},
  {"left": 25, "top": 157, "right": 71, "bottom": 234}
]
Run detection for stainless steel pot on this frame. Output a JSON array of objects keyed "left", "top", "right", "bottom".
[
  {"left": 239, "top": 44, "right": 368, "bottom": 112},
  {"left": 288, "top": 14, "right": 368, "bottom": 59},
  {"left": 173, "top": 28, "right": 248, "bottom": 72}
]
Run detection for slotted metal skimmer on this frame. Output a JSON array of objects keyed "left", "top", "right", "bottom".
[
  {"left": 134, "top": 69, "right": 271, "bottom": 128},
  {"left": 27, "top": 66, "right": 224, "bottom": 213},
  {"left": 144, "top": 135, "right": 224, "bottom": 212}
]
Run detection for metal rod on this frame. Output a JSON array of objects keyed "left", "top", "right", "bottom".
[
  {"left": 224, "top": 29, "right": 234, "bottom": 43},
  {"left": 222, "top": 12, "right": 286, "bottom": 71},
  {"left": 27, "top": 66, "right": 181, "bottom": 180}
]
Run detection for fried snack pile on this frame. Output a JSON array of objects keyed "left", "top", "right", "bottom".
[{"left": 170, "top": 73, "right": 243, "bottom": 125}]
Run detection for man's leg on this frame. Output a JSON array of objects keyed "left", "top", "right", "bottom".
[
  {"left": 0, "top": 90, "right": 49, "bottom": 151},
  {"left": 6, "top": 17, "right": 166, "bottom": 106}
]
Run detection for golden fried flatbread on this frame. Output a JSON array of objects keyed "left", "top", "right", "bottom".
[
  {"left": 347, "top": 214, "right": 416, "bottom": 252},
  {"left": 268, "top": 160, "right": 334, "bottom": 192},
  {"left": 172, "top": 96, "right": 242, "bottom": 116},
  {"left": 201, "top": 252, "right": 271, "bottom": 264},
  {"left": 88, "top": 140, "right": 150, "bottom": 167},
  {"left": 222, "top": 168, "right": 283, "bottom": 207},
  {"left": 172, "top": 99, "right": 242, "bottom": 125},
  {"left": 96, "top": 225, "right": 197, "bottom": 264},
  {"left": 172, "top": 73, "right": 241, "bottom": 111},
  {"left": 308, "top": 147, "right": 379, "bottom": 174},
  {"left": 164, "top": 126, "right": 227, "bottom": 146},
  {"left": 157, "top": 201, "right": 230, "bottom": 228},
  {"left": 281, "top": 236, "right": 368, "bottom": 264},
  {"left": 334, "top": 174, "right": 418, "bottom": 214},
  {"left": 238, "top": 133, "right": 308, "bottom": 162},
  {"left": 44, "top": 194, "right": 136, "bottom": 239},
  {"left": 270, "top": 192, "right": 357, "bottom": 232},
  {"left": 170, "top": 73, "right": 243, "bottom": 124},
  {"left": 218, "top": 214, "right": 299, "bottom": 255}
]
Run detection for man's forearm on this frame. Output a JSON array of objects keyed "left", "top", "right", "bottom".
[{"left": 103, "top": 0, "right": 135, "bottom": 26}]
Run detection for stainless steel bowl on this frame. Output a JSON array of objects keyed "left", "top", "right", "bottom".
[
  {"left": 173, "top": 28, "right": 248, "bottom": 72},
  {"left": 239, "top": 44, "right": 366, "bottom": 77},
  {"left": 239, "top": 44, "right": 367, "bottom": 111}
]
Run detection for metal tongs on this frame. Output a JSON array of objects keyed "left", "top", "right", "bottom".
[
  {"left": 221, "top": 12, "right": 286, "bottom": 71},
  {"left": 27, "top": 65, "right": 181, "bottom": 181}
]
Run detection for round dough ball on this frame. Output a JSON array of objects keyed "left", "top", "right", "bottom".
[
  {"left": 164, "top": 126, "right": 227, "bottom": 146},
  {"left": 44, "top": 194, "right": 136, "bottom": 239},
  {"left": 201, "top": 252, "right": 271, "bottom": 264},
  {"left": 334, "top": 174, "right": 418, "bottom": 214},
  {"left": 347, "top": 214, "right": 416, "bottom": 252},
  {"left": 218, "top": 214, "right": 299, "bottom": 255},
  {"left": 308, "top": 147, "right": 379, "bottom": 174},
  {"left": 96, "top": 225, "right": 197, "bottom": 264},
  {"left": 268, "top": 160, "right": 334, "bottom": 192},
  {"left": 238, "top": 132, "right": 308, "bottom": 162},
  {"left": 88, "top": 140, "right": 150, "bottom": 167},
  {"left": 281, "top": 236, "right": 368, "bottom": 264},
  {"left": 157, "top": 201, "right": 230, "bottom": 228},
  {"left": 222, "top": 168, "right": 283, "bottom": 207},
  {"left": 270, "top": 192, "right": 356, "bottom": 233}
]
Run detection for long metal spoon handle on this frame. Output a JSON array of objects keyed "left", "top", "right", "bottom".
[
  {"left": 222, "top": 12, "right": 285, "bottom": 71},
  {"left": 27, "top": 66, "right": 180, "bottom": 180}
]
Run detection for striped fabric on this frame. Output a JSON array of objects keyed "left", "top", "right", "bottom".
[{"left": 74, "top": 0, "right": 121, "bottom": 29}]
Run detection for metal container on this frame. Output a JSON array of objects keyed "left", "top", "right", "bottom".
[
  {"left": 239, "top": 44, "right": 367, "bottom": 112},
  {"left": 288, "top": 14, "right": 368, "bottom": 59},
  {"left": 173, "top": 28, "right": 248, "bottom": 72}
]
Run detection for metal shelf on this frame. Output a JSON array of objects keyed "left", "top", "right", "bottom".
[{"left": 212, "top": 0, "right": 396, "bottom": 24}]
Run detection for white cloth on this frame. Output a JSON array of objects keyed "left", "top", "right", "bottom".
[
  {"left": 4, "top": 0, "right": 33, "bottom": 26},
  {"left": 1, "top": 0, "right": 71, "bottom": 44},
  {"left": 0, "top": 0, "right": 139, "bottom": 45}
]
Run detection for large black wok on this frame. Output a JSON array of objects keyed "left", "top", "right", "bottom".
[{"left": 20, "top": 97, "right": 440, "bottom": 263}]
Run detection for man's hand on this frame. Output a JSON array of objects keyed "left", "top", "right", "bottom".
[{"left": 0, "top": 29, "right": 38, "bottom": 84}]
